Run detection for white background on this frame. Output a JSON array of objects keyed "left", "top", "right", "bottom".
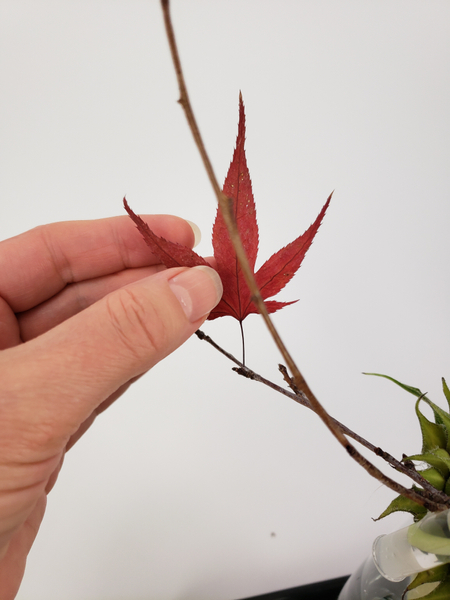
[{"left": 1, "top": 1, "right": 450, "bottom": 599}]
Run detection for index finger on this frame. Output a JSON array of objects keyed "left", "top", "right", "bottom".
[{"left": 0, "top": 214, "right": 197, "bottom": 312}]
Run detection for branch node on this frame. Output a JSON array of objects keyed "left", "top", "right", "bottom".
[
  {"left": 345, "top": 444, "right": 356, "bottom": 457},
  {"left": 402, "top": 454, "right": 416, "bottom": 471},
  {"left": 232, "top": 366, "right": 255, "bottom": 380},
  {"left": 278, "top": 364, "right": 301, "bottom": 394}
]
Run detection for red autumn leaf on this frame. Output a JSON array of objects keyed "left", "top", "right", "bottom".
[
  {"left": 124, "top": 198, "right": 209, "bottom": 269},
  {"left": 124, "top": 94, "right": 331, "bottom": 323},
  {"left": 208, "top": 94, "right": 331, "bottom": 320}
]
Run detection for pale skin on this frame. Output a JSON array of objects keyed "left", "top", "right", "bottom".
[{"left": 0, "top": 214, "right": 223, "bottom": 599}]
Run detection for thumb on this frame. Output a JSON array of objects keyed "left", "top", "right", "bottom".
[{"left": 1, "top": 265, "right": 222, "bottom": 458}]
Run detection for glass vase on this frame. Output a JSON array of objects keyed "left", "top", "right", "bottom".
[{"left": 338, "top": 508, "right": 450, "bottom": 600}]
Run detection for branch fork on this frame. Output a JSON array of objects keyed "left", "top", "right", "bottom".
[{"left": 162, "top": 0, "right": 450, "bottom": 513}]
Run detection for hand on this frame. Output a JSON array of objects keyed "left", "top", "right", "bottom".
[{"left": 0, "top": 215, "right": 222, "bottom": 599}]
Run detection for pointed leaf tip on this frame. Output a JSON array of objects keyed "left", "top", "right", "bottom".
[
  {"left": 253, "top": 192, "right": 332, "bottom": 305},
  {"left": 210, "top": 92, "right": 258, "bottom": 321},
  {"left": 123, "top": 198, "right": 209, "bottom": 269},
  {"left": 442, "top": 378, "right": 450, "bottom": 412},
  {"left": 363, "top": 372, "right": 424, "bottom": 398}
]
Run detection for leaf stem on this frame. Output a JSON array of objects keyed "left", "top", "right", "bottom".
[
  {"left": 162, "top": 0, "right": 449, "bottom": 512},
  {"left": 239, "top": 321, "right": 246, "bottom": 366}
]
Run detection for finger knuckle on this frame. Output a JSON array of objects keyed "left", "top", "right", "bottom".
[{"left": 105, "top": 288, "right": 167, "bottom": 360}]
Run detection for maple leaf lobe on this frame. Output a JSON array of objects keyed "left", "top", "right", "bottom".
[
  {"left": 123, "top": 198, "right": 208, "bottom": 269},
  {"left": 209, "top": 95, "right": 332, "bottom": 321},
  {"left": 253, "top": 193, "right": 332, "bottom": 306}
]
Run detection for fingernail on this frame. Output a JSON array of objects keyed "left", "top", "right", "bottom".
[
  {"left": 169, "top": 266, "right": 223, "bottom": 323},
  {"left": 186, "top": 220, "right": 201, "bottom": 248}
]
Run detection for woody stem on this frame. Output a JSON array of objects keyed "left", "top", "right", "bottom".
[
  {"left": 161, "top": 0, "right": 449, "bottom": 512},
  {"left": 195, "top": 330, "right": 450, "bottom": 510}
]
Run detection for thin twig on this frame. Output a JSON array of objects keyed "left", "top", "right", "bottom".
[
  {"left": 196, "top": 330, "right": 450, "bottom": 509},
  {"left": 161, "top": 0, "right": 449, "bottom": 511}
]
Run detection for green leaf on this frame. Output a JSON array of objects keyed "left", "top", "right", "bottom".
[
  {"left": 419, "top": 467, "right": 446, "bottom": 491},
  {"left": 416, "top": 399, "right": 448, "bottom": 453},
  {"left": 363, "top": 372, "right": 424, "bottom": 397},
  {"left": 445, "top": 478, "right": 450, "bottom": 496},
  {"left": 442, "top": 378, "right": 450, "bottom": 412},
  {"left": 408, "top": 521, "right": 450, "bottom": 556},
  {"left": 407, "top": 565, "right": 450, "bottom": 591},
  {"left": 405, "top": 449, "right": 450, "bottom": 479},
  {"left": 375, "top": 492, "right": 427, "bottom": 522},
  {"left": 407, "top": 580, "right": 450, "bottom": 600},
  {"left": 420, "top": 398, "right": 450, "bottom": 454}
]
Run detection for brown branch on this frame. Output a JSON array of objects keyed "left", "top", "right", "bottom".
[
  {"left": 160, "top": 0, "right": 311, "bottom": 401},
  {"left": 161, "top": 0, "right": 449, "bottom": 512},
  {"left": 196, "top": 330, "right": 450, "bottom": 510}
]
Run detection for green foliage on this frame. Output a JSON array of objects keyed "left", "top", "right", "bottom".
[
  {"left": 375, "top": 491, "right": 427, "bottom": 522},
  {"left": 405, "top": 450, "right": 450, "bottom": 480},
  {"left": 367, "top": 375, "right": 450, "bottom": 598},
  {"left": 414, "top": 398, "right": 448, "bottom": 454},
  {"left": 363, "top": 373, "right": 424, "bottom": 398},
  {"left": 406, "top": 565, "right": 450, "bottom": 600},
  {"left": 441, "top": 378, "right": 450, "bottom": 411}
]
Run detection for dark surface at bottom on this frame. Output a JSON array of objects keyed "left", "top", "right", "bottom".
[{"left": 238, "top": 575, "right": 350, "bottom": 600}]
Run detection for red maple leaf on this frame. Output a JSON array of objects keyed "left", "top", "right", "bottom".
[{"left": 124, "top": 94, "right": 331, "bottom": 323}]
